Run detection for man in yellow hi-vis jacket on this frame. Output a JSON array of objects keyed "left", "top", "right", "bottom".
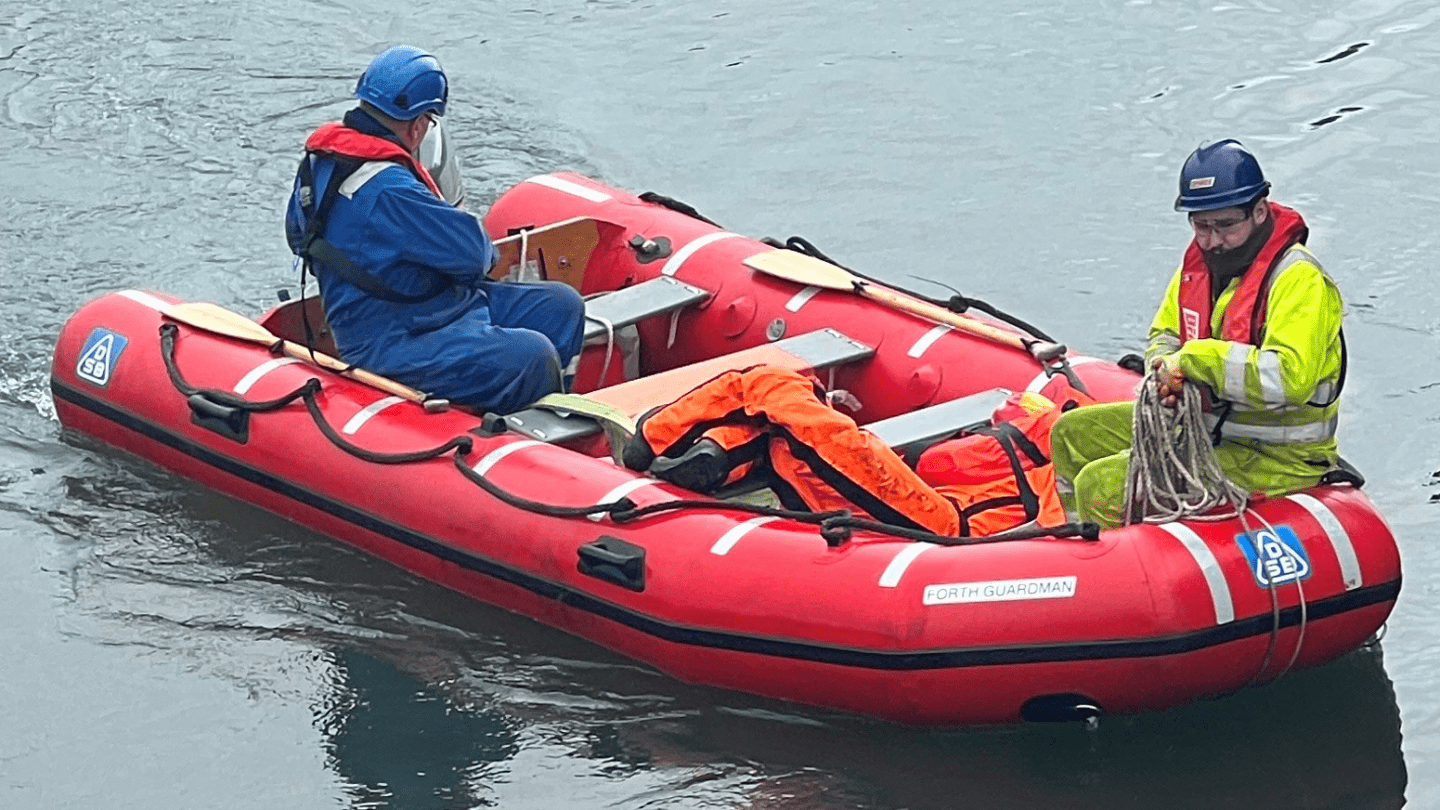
[{"left": 1050, "top": 139, "right": 1345, "bottom": 528}]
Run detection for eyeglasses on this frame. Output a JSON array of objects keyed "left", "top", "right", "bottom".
[{"left": 1189, "top": 214, "right": 1250, "bottom": 236}]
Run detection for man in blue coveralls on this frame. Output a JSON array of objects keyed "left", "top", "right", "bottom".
[{"left": 285, "top": 45, "right": 584, "bottom": 414}]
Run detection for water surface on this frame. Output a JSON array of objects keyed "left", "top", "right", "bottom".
[{"left": 3, "top": 1, "right": 1437, "bottom": 807}]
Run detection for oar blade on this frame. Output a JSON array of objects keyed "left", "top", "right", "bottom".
[
  {"left": 162, "top": 302, "right": 277, "bottom": 346},
  {"left": 743, "top": 249, "right": 857, "bottom": 291},
  {"left": 162, "top": 300, "right": 448, "bottom": 410}
]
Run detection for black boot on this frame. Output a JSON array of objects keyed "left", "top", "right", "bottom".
[{"left": 648, "top": 438, "right": 733, "bottom": 492}]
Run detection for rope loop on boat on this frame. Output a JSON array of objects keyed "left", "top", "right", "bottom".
[
  {"left": 816, "top": 514, "right": 1100, "bottom": 546},
  {"left": 452, "top": 452, "right": 634, "bottom": 518},
  {"left": 160, "top": 323, "right": 472, "bottom": 464},
  {"left": 160, "top": 324, "right": 319, "bottom": 411},
  {"left": 301, "top": 395, "right": 473, "bottom": 464},
  {"left": 607, "top": 496, "right": 851, "bottom": 533}
]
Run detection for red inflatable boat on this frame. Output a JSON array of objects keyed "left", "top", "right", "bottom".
[{"left": 49, "top": 172, "right": 1402, "bottom": 725}]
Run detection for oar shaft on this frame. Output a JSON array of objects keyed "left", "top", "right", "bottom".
[
  {"left": 857, "top": 282, "right": 1031, "bottom": 351},
  {"left": 162, "top": 302, "right": 449, "bottom": 412},
  {"left": 743, "top": 249, "right": 1067, "bottom": 361},
  {"left": 274, "top": 339, "right": 449, "bottom": 412}
]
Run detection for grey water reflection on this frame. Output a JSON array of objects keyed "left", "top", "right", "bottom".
[
  {"left": 644, "top": 645, "right": 1407, "bottom": 810},
  {"left": 303, "top": 614, "right": 1405, "bottom": 809},
  {"left": 318, "top": 649, "right": 518, "bottom": 809}
]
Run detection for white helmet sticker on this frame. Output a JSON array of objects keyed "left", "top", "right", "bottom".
[{"left": 1189, "top": 176, "right": 1216, "bottom": 190}]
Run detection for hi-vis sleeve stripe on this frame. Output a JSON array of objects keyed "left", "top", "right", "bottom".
[
  {"left": 1221, "top": 343, "right": 1290, "bottom": 406},
  {"left": 1150, "top": 333, "right": 1181, "bottom": 353},
  {"left": 1256, "top": 351, "right": 1287, "bottom": 406},
  {"left": 1223, "top": 342, "right": 1248, "bottom": 401}
]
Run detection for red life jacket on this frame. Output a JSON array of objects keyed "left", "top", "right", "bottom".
[
  {"left": 1176, "top": 203, "right": 1308, "bottom": 346},
  {"left": 304, "top": 122, "right": 443, "bottom": 199}
]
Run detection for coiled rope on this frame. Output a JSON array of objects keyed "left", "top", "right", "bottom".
[
  {"left": 1122, "top": 364, "right": 1308, "bottom": 684},
  {"left": 1123, "top": 367, "right": 1249, "bottom": 525}
]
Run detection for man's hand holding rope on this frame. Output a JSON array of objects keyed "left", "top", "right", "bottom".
[{"left": 1151, "top": 354, "right": 1186, "bottom": 408}]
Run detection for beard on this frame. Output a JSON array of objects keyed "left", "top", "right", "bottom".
[{"left": 1203, "top": 215, "right": 1275, "bottom": 294}]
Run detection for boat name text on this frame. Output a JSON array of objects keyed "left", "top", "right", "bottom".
[{"left": 923, "top": 576, "right": 1078, "bottom": 606}]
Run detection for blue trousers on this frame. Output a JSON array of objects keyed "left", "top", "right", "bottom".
[{"left": 378, "top": 280, "right": 585, "bottom": 414}]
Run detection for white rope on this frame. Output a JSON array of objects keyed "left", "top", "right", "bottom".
[
  {"left": 585, "top": 312, "right": 616, "bottom": 386},
  {"left": 1123, "top": 366, "right": 1310, "bottom": 684},
  {"left": 1123, "top": 367, "right": 1249, "bottom": 525}
]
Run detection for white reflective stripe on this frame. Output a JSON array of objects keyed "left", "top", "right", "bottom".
[
  {"left": 473, "top": 439, "right": 543, "bottom": 476},
  {"left": 234, "top": 357, "right": 302, "bottom": 394},
  {"left": 524, "top": 174, "right": 612, "bottom": 203},
  {"left": 1276, "top": 245, "right": 1316, "bottom": 275},
  {"left": 1023, "top": 355, "right": 1105, "bottom": 393},
  {"left": 879, "top": 542, "right": 936, "bottom": 588},
  {"left": 1287, "top": 493, "right": 1362, "bottom": 590},
  {"left": 1310, "top": 379, "right": 1337, "bottom": 404},
  {"left": 1222, "top": 342, "right": 1250, "bottom": 401},
  {"left": 118, "top": 290, "right": 170, "bottom": 310},
  {"left": 1150, "top": 334, "right": 1181, "bottom": 355},
  {"left": 339, "top": 160, "right": 397, "bottom": 198},
  {"left": 1215, "top": 415, "right": 1338, "bottom": 443},
  {"left": 1157, "top": 522, "right": 1234, "bottom": 624},
  {"left": 785, "top": 286, "right": 822, "bottom": 312},
  {"left": 589, "top": 478, "right": 665, "bottom": 521},
  {"left": 907, "top": 325, "right": 952, "bottom": 358},
  {"left": 1256, "top": 350, "right": 1286, "bottom": 406},
  {"left": 342, "top": 396, "right": 406, "bottom": 435},
  {"left": 711, "top": 516, "right": 779, "bottom": 556},
  {"left": 661, "top": 232, "right": 743, "bottom": 277}
]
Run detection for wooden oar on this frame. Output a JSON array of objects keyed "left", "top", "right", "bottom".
[
  {"left": 162, "top": 302, "right": 451, "bottom": 412},
  {"left": 743, "top": 249, "right": 1068, "bottom": 362}
]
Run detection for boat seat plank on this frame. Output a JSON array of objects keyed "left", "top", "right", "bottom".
[
  {"left": 504, "top": 328, "right": 874, "bottom": 444},
  {"left": 587, "top": 328, "right": 873, "bottom": 416},
  {"left": 582, "top": 276, "right": 710, "bottom": 342},
  {"left": 706, "top": 387, "right": 1012, "bottom": 501},
  {"left": 863, "top": 387, "right": 1012, "bottom": 461}
]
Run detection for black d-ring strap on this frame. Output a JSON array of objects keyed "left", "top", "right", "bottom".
[
  {"left": 160, "top": 324, "right": 318, "bottom": 411},
  {"left": 161, "top": 323, "right": 468, "bottom": 465}
]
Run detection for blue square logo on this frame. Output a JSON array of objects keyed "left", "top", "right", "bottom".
[
  {"left": 1236, "top": 524, "right": 1311, "bottom": 587},
  {"left": 76, "top": 328, "right": 129, "bottom": 387}
]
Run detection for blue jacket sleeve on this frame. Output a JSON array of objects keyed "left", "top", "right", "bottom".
[{"left": 368, "top": 183, "right": 497, "bottom": 285}]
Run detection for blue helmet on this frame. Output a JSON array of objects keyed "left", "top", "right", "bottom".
[
  {"left": 354, "top": 45, "right": 448, "bottom": 121},
  {"left": 1174, "top": 139, "right": 1271, "bottom": 212}
]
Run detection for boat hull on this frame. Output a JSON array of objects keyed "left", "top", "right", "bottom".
[{"left": 48, "top": 177, "right": 1402, "bottom": 725}]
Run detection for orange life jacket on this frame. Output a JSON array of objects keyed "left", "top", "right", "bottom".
[
  {"left": 624, "top": 365, "right": 962, "bottom": 536},
  {"left": 914, "top": 386, "right": 1092, "bottom": 537}
]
